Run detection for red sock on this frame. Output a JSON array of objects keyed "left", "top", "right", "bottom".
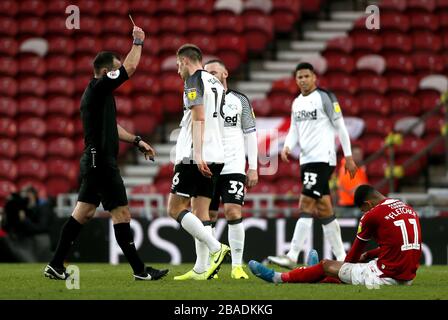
[{"left": 281, "top": 262, "right": 326, "bottom": 283}]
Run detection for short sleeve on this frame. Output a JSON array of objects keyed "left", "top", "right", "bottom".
[
  {"left": 93, "top": 65, "right": 129, "bottom": 92},
  {"left": 184, "top": 71, "right": 204, "bottom": 109},
  {"left": 320, "top": 90, "right": 342, "bottom": 124},
  {"left": 240, "top": 94, "right": 256, "bottom": 134}
]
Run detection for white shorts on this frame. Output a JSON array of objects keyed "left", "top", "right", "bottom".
[{"left": 338, "top": 260, "right": 413, "bottom": 288}]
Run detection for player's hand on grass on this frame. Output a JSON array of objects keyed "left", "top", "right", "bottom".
[
  {"left": 132, "top": 26, "right": 145, "bottom": 41},
  {"left": 344, "top": 156, "right": 358, "bottom": 179},
  {"left": 281, "top": 147, "right": 291, "bottom": 162},
  {"left": 137, "top": 140, "right": 155, "bottom": 161},
  {"left": 246, "top": 169, "right": 258, "bottom": 188}
]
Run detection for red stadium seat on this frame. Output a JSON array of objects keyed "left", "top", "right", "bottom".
[
  {"left": 0, "top": 159, "right": 17, "bottom": 181},
  {"left": 324, "top": 37, "right": 353, "bottom": 54},
  {"left": 19, "top": 77, "right": 46, "bottom": 97},
  {"left": 271, "top": 0, "right": 301, "bottom": 33},
  {"left": 412, "top": 31, "right": 443, "bottom": 52},
  {"left": 101, "top": 0, "right": 129, "bottom": 15},
  {"left": 409, "top": 12, "right": 439, "bottom": 31},
  {"left": 46, "top": 178, "right": 72, "bottom": 196},
  {"left": 132, "top": 114, "right": 158, "bottom": 135},
  {"left": 336, "top": 94, "right": 360, "bottom": 116},
  {"left": 243, "top": 13, "right": 274, "bottom": 52},
  {"left": 115, "top": 96, "right": 133, "bottom": 116},
  {"left": 47, "top": 138, "right": 75, "bottom": 159},
  {"left": 47, "top": 0, "right": 70, "bottom": 15},
  {"left": 366, "top": 157, "right": 388, "bottom": 178},
  {"left": 74, "top": 74, "right": 91, "bottom": 94},
  {"left": 131, "top": 184, "right": 158, "bottom": 195},
  {"left": 275, "top": 178, "right": 301, "bottom": 196},
  {"left": 352, "top": 33, "right": 382, "bottom": 53},
  {"left": 186, "top": 14, "right": 216, "bottom": 35},
  {"left": 46, "top": 55, "right": 75, "bottom": 76},
  {"left": 0, "top": 17, "right": 17, "bottom": 37},
  {"left": 380, "top": 0, "right": 407, "bottom": 11},
  {"left": 103, "top": 36, "right": 130, "bottom": 56},
  {"left": 382, "top": 32, "right": 412, "bottom": 53},
  {"left": 156, "top": 163, "right": 175, "bottom": 181},
  {"left": 19, "top": 17, "right": 46, "bottom": 36},
  {"left": 388, "top": 75, "right": 418, "bottom": 95},
  {"left": 440, "top": 12, "right": 448, "bottom": 31},
  {"left": 0, "top": 38, "right": 18, "bottom": 56},
  {"left": 47, "top": 77, "right": 75, "bottom": 96},
  {"left": 74, "top": 55, "right": 94, "bottom": 75},
  {"left": 251, "top": 98, "right": 272, "bottom": 117},
  {"left": 74, "top": 135, "right": 84, "bottom": 156},
  {"left": 47, "top": 97, "right": 76, "bottom": 117},
  {"left": 133, "top": 95, "right": 163, "bottom": 119},
  {"left": 154, "top": 179, "right": 172, "bottom": 194},
  {"left": 363, "top": 116, "right": 394, "bottom": 136},
  {"left": 0, "top": 118, "right": 17, "bottom": 138},
  {"left": 132, "top": 14, "right": 160, "bottom": 36},
  {"left": 389, "top": 93, "right": 421, "bottom": 116},
  {"left": 215, "top": 14, "right": 244, "bottom": 34},
  {"left": 269, "top": 96, "right": 294, "bottom": 116},
  {"left": 358, "top": 93, "right": 391, "bottom": 116},
  {"left": 0, "top": 1, "right": 18, "bottom": 15},
  {"left": 412, "top": 53, "right": 445, "bottom": 73},
  {"left": 18, "top": 137, "right": 46, "bottom": 159},
  {"left": 159, "top": 15, "right": 187, "bottom": 35},
  {"left": 131, "top": 74, "right": 161, "bottom": 95},
  {"left": 384, "top": 54, "right": 414, "bottom": 74},
  {"left": 425, "top": 115, "right": 445, "bottom": 134},
  {"left": 395, "top": 137, "right": 426, "bottom": 156},
  {"left": 44, "top": 42, "right": 66, "bottom": 66},
  {"left": 379, "top": 12, "right": 410, "bottom": 32},
  {"left": 74, "top": 36, "right": 103, "bottom": 55},
  {"left": 358, "top": 75, "right": 388, "bottom": 94},
  {"left": 47, "top": 159, "right": 78, "bottom": 182},
  {"left": 159, "top": 35, "right": 187, "bottom": 58},
  {"left": 19, "top": 0, "right": 46, "bottom": 16},
  {"left": 0, "top": 97, "right": 17, "bottom": 118},
  {"left": 18, "top": 55, "right": 46, "bottom": 76},
  {"left": 186, "top": 0, "right": 215, "bottom": 14},
  {"left": 45, "top": 16, "right": 73, "bottom": 36},
  {"left": 327, "top": 74, "right": 358, "bottom": 95},
  {"left": 216, "top": 34, "right": 247, "bottom": 72},
  {"left": 0, "top": 138, "right": 17, "bottom": 159},
  {"left": 17, "top": 158, "right": 47, "bottom": 180},
  {"left": 324, "top": 53, "right": 355, "bottom": 74},
  {"left": 417, "top": 90, "right": 442, "bottom": 113},
  {"left": 271, "top": 78, "right": 298, "bottom": 96},
  {"left": 138, "top": 56, "right": 161, "bottom": 75},
  {"left": 160, "top": 74, "right": 184, "bottom": 114},
  {"left": 249, "top": 181, "right": 278, "bottom": 194},
  {"left": 76, "top": 16, "right": 101, "bottom": 36},
  {"left": 46, "top": 116, "right": 75, "bottom": 138},
  {"left": 0, "top": 77, "right": 18, "bottom": 97},
  {"left": 189, "top": 35, "right": 217, "bottom": 55},
  {"left": 77, "top": 0, "right": 101, "bottom": 15},
  {"left": 18, "top": 117, "right": 46, "bottom": 137},
  {"left": 129, "top": 0, "right": 158, "bottom": 15},
  {"left": 0, "top": 57, "right": 18, "bottom": 77},
  {"left": 0, "top": 181, "right": 17, "bottom": 202},
  {"left": 18, "top": 97, "right": 46, "bottom": 117},
  {"left": 102, "top": 16, "right": 131, "bottom": 36},
  {"left": 409, "top": 0, "right": 436, "bottom": 11},
  {"left": 156, "top": 0, "right": 185, "bottom": 16}
]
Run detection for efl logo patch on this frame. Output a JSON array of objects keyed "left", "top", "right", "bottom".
[
  {"left": 187, "top": 88, "right": 197, "bottom": 100},
  {"left": 107, "top": 69, "right": 120, "bottom": 79},
  {"left": 357, "top": 222, "right": 362, "bottom": 234},
  {"left": 333, "top": 102, "right": 341, "bottom": 113}
]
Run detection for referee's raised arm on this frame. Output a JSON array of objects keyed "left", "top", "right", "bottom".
[{"left": 122, "top": 25, "right": 145, "bottom": 77}]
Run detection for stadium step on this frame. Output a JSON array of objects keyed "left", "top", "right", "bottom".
[
  {"left": 277, "top": 51, "right": 321, "bottom": 62},
  {"left": 137, "top": 155, "right": 172, "bottom": 165},
  {"left": 290, "top": 41, "right": 327, "bottom": 52},
  {"left": 303, "top": 31, "right": 347, "bottom": 41},
  {"left": 330, "top": 11, "right": 364, "bottom": 21},
  {"left": 235, "top": 81, "right": 272, "bottom": 94},
  {"left": 123, "top": 165, "right": 159, "bottom": 177},
  {"left": 251, "top": 71, "right": 293, "bottom": 82},
  {"left": 317, "top": 21, "right": 353, "bottom": 31},
  {"left": 123, "top": 177, "right": 154, "bottom": 188},
  {"left": 263, "top": 61, "right": 301, "bottom": 72},
  {"left": 245, "top": 92, "right": 267, "bottom": 100}
]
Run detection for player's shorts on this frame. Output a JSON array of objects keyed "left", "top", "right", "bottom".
[
  {"left": 338, "top": 260, "right": 413, "bottom": 287},
  {"left": 170, "top": 162, "right": 224, "bottom": 199},
  {"left": 300, "top": 162, "right": 335, "bottom": 199},
  {"left": 78, "top": 154, "right": 128, "bottom": 212},
  {"left": 209, "top": 173, "right": 246, "bottom": 211}
]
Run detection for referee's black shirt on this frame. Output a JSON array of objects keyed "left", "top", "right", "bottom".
[{"left": 80, "top": 65, "right": 129, "bottom": 165}]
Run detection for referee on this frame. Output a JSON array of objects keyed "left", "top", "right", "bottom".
[{"left": 44, "top": 26, "right": 168, "bottom": 281}]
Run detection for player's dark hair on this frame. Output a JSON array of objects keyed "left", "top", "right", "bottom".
[
  {"left": 177, "top": 44, "right": 203, "bottom": 62},
  {"left": 354, "top": 184, "right": 377, "bottom": 208},
  {"left": 93, "top": 51, "right": 120, "bottom": 74},
  {"left": 204, "top": 59, "right": 226, "bottom": 69},
  {"left": 295, "top": 62, "right": 315, "bottom": 73}
]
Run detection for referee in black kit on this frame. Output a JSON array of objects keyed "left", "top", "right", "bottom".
[{"left": 44, "top": 25, "right": 168, "bottom": 281}]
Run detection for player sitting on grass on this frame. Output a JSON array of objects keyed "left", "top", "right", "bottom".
[{"left": 250, "top": 185, "right": 422, "bottom": 289}]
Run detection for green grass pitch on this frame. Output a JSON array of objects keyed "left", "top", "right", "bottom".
[{"left": 0, "top": 263, "right": 447, "bottom": 300}]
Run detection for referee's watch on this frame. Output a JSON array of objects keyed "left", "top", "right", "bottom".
[
  {"left": 133, "top": 38, "right": 144, "bottom": 46},
  {"left": 133, "top": 135, "right": 142, "bottom": 147}
]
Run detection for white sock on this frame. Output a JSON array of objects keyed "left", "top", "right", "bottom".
[
  {"left": 322, "top": 219, "right": 346, "bottom": 261},
  {"left": 194, "top": 225, "right": 211, "bottom": 273},
  {"left": 228, "top": 221, "right": 245, "bottom": 267},
  {"left": 180, "top": 212, "right": 221, "bottom": 253},
  {"left": 286, "top": 217, "right": 313, "bottom": 262}
]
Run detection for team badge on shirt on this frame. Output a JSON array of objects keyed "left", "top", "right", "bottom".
[
  {"left": 107, "top": 69, "right": 120, "bottom": 79},
  {"left": 357, "top": 222, "right": 363, "bottom": 234},
  {"left": 186, "top": 88, "right": 197, "bottom": 100},
  {"left": 333, "top": 102, "right": 341, "bottom": 113}
]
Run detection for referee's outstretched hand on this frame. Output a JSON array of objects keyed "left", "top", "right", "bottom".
[{"left": 137, "top": 140, "right": 155, "bottom": 162}]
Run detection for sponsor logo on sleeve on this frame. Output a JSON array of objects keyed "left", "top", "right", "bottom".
[
  {"left": 107, "top": 69, "right": 120, "bottom": 79},
  {"left": 187, "top": 88, "right": 197, "bottom": 101},
  {"left": 333, "top": 102, "right": 341, "bottom": 113}
]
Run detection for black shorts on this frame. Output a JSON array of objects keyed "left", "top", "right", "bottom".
[
  {"left": 300, "top": 162, "right": 335, "bottom": 199},
  {"left": 77, "top": 154, "right": 128, "bottom": 212},
  {"left": 209, "top": 173, "right": 246, "bottom": 211},
  {"left": 170, "top": 163, "right": 224, "bottom": 199}
]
